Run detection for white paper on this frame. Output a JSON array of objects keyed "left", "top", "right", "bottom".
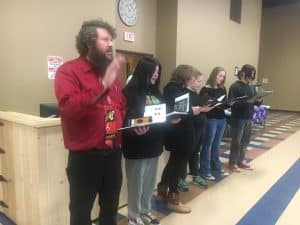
[
  {"left": 217, "top": 95, "right": 226, "bottom": 102},
  {"left": 173, "top": 93, "right": 189, "bottom": 113},
  {"left": 143, "top": 104, "right": 166, "bottom": 123},
  {"left": 47, "top": 56, "right": 64, "bottom": 80}
]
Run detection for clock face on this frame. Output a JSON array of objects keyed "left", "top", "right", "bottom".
[{"left": 118, "top": 0, "right": 138, "bottom": 26}]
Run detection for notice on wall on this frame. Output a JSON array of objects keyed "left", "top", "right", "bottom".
[
  {"left": 124, "top": 31, "right": 135, "bottom": 42},
  {"left": 47, "top": 56, "right": 64, "bottom": 79}
]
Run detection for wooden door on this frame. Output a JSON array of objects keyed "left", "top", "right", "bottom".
[{"left": 116, "top": 50, "right": 153, "bottom": 87}]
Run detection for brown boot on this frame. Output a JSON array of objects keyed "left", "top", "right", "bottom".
[
  {"left": 167, "top": 192, "right": 191, "bottom": 214},
  {"left": 156, "top": 184, "right": 168, "bottom": 202},
  {"left": 238, "top": 160, "right": 252, "bottom": 170}
]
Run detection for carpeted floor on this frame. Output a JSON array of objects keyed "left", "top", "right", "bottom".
[{"left": 94, "top": 110, "right": 300, "bottom": 225}]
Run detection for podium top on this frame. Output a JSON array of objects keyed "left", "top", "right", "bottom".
[{"left": 0, "top": 111, "right": 61, "bottom": 128}]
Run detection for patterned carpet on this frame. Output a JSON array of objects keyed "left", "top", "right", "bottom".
[
  {"left": 221, "top": 110, "right": 300, "bottom": 163},
  {"left": 93, "top": 110, "right": 300, "bottom": 225}
]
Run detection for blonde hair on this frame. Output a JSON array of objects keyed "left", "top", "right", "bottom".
[
  {"left": 206, "top": 66, "right": 226, "bottom": 88},
  {"left": 171, "top": 65, "right": 202, "bottom": 87}
]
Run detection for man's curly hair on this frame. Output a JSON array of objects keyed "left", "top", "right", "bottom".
[{"left": 76, "top": 19, "right": 116, "bottom": 56}]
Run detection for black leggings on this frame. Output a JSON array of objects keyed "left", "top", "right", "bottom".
[
  {"left": 181, "top": 125, "right": 206, "bottom": 178},
  {"left": 159, "top": 151, "right": 189, "bottom": 193}
]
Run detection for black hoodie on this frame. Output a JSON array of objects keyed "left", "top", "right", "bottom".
[
  {"left": 163, "top": 81, "right": 200, "bottom": 155},
  {"left": 229, "top": 80, "right": 261, "bottom": 119},
  {"left": 122, "top": 86, "right": 163, "bottom": 159}
]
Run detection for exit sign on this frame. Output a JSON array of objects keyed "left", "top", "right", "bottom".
[{"left": 124, "top": 31, "right": 135, "bottom": 42}]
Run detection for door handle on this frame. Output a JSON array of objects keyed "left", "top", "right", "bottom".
[
  {"left": 0, "top": 175, "right": 8, "bottom": 182},
  {"left": 0, "top": 200, "right": 9, "bottom": 208},
  {"left": 0, "top": 148, "right": 5, "bottom": 154}
]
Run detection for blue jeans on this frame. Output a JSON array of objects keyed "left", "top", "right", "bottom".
[{"left": 200, "top": 118, "right": 226, "bottom": 175}]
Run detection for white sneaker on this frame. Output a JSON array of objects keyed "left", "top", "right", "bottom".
[
  {"left": 141, "top": 212, "right": 160, "bottom": 225},
  {"left": 219, "top": 170, "right": 229, "bottom": 176},
  {"left": 128, "top": 217, "right": 145, "bottom": 225},
  {"left": 203, "top": 174, "right": 216, "bottom": 181}
]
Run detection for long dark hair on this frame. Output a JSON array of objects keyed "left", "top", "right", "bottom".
[
  {"left": 238, "top": 64, "right": 256, "bottom": 80},
  {"left": 125, "top": 56, "right": 161, "bottom": 96},
  {"left": 123, "top": 57, "right": 162, "bottom": 117}
]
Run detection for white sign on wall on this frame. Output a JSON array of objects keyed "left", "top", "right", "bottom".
[
  {"left": 47, "top": 56, "right": 64, "bottom": 79},
  {"left": 124, "top": 31, "right": 135, "bottom": 42}
]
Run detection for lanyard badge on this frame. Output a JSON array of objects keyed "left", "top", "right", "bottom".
[
  {"left": 103, "top": 93, "right": 117, "bottom": 149},
  {"left": 104, "top": 104, "right": 117, "bottom": 149}
]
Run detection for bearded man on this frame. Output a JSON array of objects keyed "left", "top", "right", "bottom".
[{"left": 55, "top": 19, "right": 126, "bottom": 225}]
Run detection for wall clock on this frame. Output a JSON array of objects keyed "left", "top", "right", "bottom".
[{"left": 118, "top": 0, "right": 138, "bottom": 27}]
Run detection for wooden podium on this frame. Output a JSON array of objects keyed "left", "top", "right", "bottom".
[
  {"left": 0, "top": 111, "right": 132, "bottom": 225},
  {"left": 0, "top": 111, "right": 168, "bottom": 225},
  {"left": 0, "top": 111, "right": 69, "bottom": 225}
]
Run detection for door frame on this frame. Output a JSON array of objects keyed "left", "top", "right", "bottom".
[{"left": 116, "top": 49, "right": 153, "bottom": 86}]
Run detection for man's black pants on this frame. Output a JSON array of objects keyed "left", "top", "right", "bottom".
[{"left": 66, "top": 149, "right": 122, "bottom": 225}]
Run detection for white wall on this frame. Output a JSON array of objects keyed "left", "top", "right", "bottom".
[
  {"left": 258, "top": 3, "right": 300, "bottom": 111},
  {"left": 176, "top": 0, "right": 262, "bottom": 87}
]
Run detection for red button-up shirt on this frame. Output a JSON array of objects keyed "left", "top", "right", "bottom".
[{"left": 54, "top": 57, "right": 126, "bottom": 151}]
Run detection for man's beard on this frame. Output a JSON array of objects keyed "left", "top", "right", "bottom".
[{"left": 88, "top": 46, "right": 113, "bottom": 73}]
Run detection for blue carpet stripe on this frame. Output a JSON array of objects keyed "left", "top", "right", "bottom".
[
  {"left": 0, "top": 212, "right": 16, "bottom": 225},
  {"left": 151, "top": 197, "right": 171, "bottom": 215},
  {"left": 236, "top": 159, "right": 300, "bottom": 225}
]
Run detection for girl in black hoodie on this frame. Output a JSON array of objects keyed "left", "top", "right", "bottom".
[
  {"left": 157, "top": 65, "right": 210, "bottom": 214},
  {"left": 122, "top": 57, "right": 163, "bottom": 225},
  {"left": 228, "top": 64, "right": 262, "bottom": 172}
]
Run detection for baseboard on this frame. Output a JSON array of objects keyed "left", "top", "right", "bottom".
[{"left": 269, "top": 109, "right": 300, "bottom": 113}]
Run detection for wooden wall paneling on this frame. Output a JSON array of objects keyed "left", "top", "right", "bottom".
[
  {"left": 0, "top": 119, "right": 7, "bottom": 214},
  {"left": 23, "top": 124, "right": 40, "bottom": 224},
  {"left": 12, "top": 123, "right": 40, "bottom": 224},
  {"left": 44, "top": 126, "right": 69, "bottom": 225},
  {"left": 1, "top": 121, "right": 16, "bottom": 220},
  {"left": 37, "top": 127, "right": 50, "bottom": 225},
  {"left": 11, "top": 123, "right": 26, "bottom": 223},
  {"left": 0, "top": 120, "right": 4, "bottom": 149}
]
